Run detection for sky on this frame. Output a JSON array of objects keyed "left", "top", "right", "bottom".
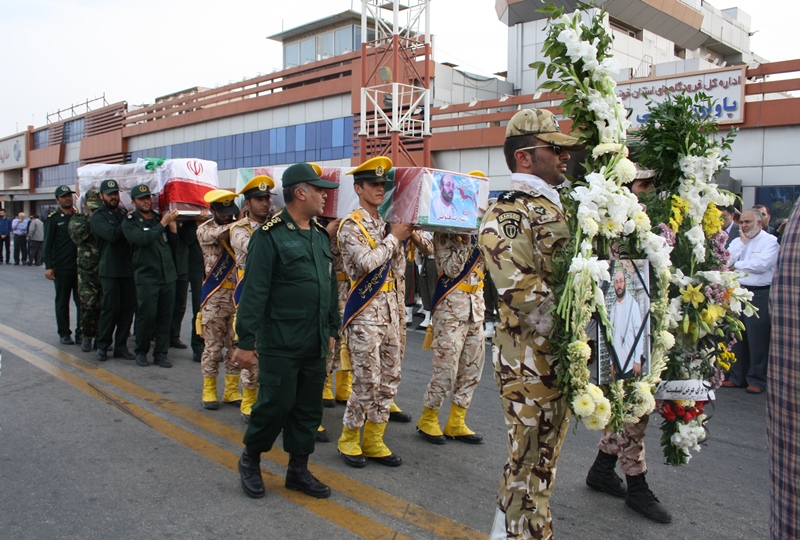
[{"left": 0, "top": 0, "right": 797, "bottom": 137}]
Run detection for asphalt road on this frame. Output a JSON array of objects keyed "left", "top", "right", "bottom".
[{"left": 0, "top": 263, "right": 769, "bottom": 539}]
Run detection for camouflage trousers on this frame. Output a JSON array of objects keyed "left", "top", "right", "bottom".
[
  {"left": 342, "top": 321, "right": 402, "bottom": 429},
  {"left": 597, "top": 414, "right": 649, "bottom": 476},
  {"left": 326, "top": 337, "right": 343, "bottom": 373},
  {"left": 423, "top": 312, "right": 485, "bottom": 410},
  {"left": 240, "top": 351, "right": 259, "bottom": 390},
  {"left": 78, "top": 271, "right": 102, "bottom": 339},
  {"left": 496, "top": 369, "right": 570, "bottom": 540},
  {"left": 200, "top": 289, "right": 238, "bottom": 378}
]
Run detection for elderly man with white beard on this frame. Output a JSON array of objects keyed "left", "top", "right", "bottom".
[{"left": 609, "top": 269, "right": 644, "bottom": 380}]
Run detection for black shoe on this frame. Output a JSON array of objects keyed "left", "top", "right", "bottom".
[
  {"left": 586, "top": 450, "right": 627, "bottom": 498},
  {"left": 113, "top": 349, "right": 136, "bottom": 360},
  {"left": 60, "top": 335, "right": 75, "bottom": 345},
  {"left": 81, "top": 338, "right": 93, "bottom": 353},
  {"left": 625, "top": 473, "right": 672, "bottom": 523},
  {"left": 367, "top": 453, "right": 403, "bottom": 467},
  {"left": 239, "top": 448, "right": 266, "bottom": 499},
  {"left": 153, "top": 356, "right": 172, "bottom": 368},
  {"left": 96, "top": 348, "right": 108, "bottom": 361},
  {"left": 416, "top": 428, "right": 446, "bottom": 445},
  {"left": 339, "top": 451, "right": 367, "bottom": 468},
  {"left": 170, "top": 339, "right": 188, "bottom": 349},
  {"left": 445, "top": 432, "right": 484, "bottom": 444},
  {"left": 192, "top": 351, "right": 202, "bottom": 363},
  {"left": 389, "top": 411, "right": 412, "bottom": 423},
  {"left": 323, "top": 398, "right": 336, "bottom": 408},
  {"left": 285, "top": 454, "right": 331, "bottom": 498},
  {"left": 135, "top": 355, "right": 149, "bottom": 367},
  {"left": 316, "top": 428, "right": 331, "bottom": 443}
]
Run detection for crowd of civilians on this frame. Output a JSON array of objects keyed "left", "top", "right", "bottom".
[{"left": 0, "top": 208, "right": 44, "bottom": 266}]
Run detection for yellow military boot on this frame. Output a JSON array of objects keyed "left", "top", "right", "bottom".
[
  {"left": 334, "top": 370, "right": 353, "bottom": 404},
  {"left": 416, "top": 406, "right": 446, "bottom": 445},
  {"left": 388, "top": 399, "right": 412, "bottom": 423},
  {"left": 223, "top": 374, "right": 243, "bottom": 406},
  {"left": 240, "top": 387, "right": 258, "bottom": 423},
  {"left": 442, "top": 403, "right": 483, "bottom": 444},
  {"left": 337, "top": 426, "right": 366, "bottom": 468},
  {"left": 202, "top": 377, "right": 219, "bottom": 410},
  {"left": 322, "top": 374, "right": 335, "bottom": 408},
  {"left": 362, "top": 420, "right": 402, "bottom": 466}
]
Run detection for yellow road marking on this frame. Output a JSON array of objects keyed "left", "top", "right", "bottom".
[
  {"left": 0, "top": 324, "right": 487, "bottom": 539},
  {"left": 0, "top": 336, "right": 414, "bottom": 540}
]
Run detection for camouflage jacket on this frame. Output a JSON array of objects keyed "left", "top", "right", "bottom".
[
  {"left": 478, "top": 184, "right": 569, "bottom": 381},
  {"left": 433, "top": 232, "right": 485, "bottom": 323},
  {"left": 67, "top": 213, "right": 99, "bottom": 275},
  {"left": 196, "top": 218, "right": 236, "bottom": 286},
  {"left": 230, "top": 217, "right": 261, "bottom": 273}
]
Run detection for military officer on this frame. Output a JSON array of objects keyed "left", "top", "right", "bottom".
[
  {"left": 43, "top": 185, "right": 81, "bottom": 345},
  {"left": 91, "top": 179, "right": 136, "bottom": 361},
  {"left": 121, "top": 184, "right": 179, "bottom": 367},
  {"left": 230, "top": 175, "right": 274, "bottom": 422},
  {"left": 417, "top": 177, "right": 486, "bottom": 445},
  {"left": 233, "top": 162, "right": 340, "bottom": 500},
  {"left": 336, "top": 156, "right": 413, "bottom": 468},
  {"left": 197, "top": 189, "right": 242, "bottom": 409},
  {"left": 479, "top": 108, "right": 583, "bottom": 539},
  {"left": 67, "top": 189, "right": 102, "bottom": 352}
]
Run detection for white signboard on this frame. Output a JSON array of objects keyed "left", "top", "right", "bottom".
[
  {"left": 617, "top": 66, "right": 746, "bottom": 129},
  {"left": 654, "top": 379, "right": 715, "bottom": 401},
  {"left": 0, "top": 133, "right": 26, "bottom": 171}
]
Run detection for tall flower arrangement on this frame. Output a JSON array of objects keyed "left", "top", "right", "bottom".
[
  {"left": 633, "top": 92, "right": 753, "bottom": 465},
  {"left": 531, "top": 3, "right": 673, "bottom": 432}
]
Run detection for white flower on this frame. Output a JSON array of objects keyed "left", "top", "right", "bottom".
[
  {"left": 685, "top": 224, "right": 707, "bottom": 262},
  {"left": 573, "top": 393, "right": 596, "bottom": 417},
  {"left": 587, "top": 384, "right": 604, "bottom": 401},
  {"left": 614, "top": 158, "right": 637, "bottom": 184},
  {"left": 633, "top": 211, "right": 651, "bottom": 233},
  {"left": 584, "top": 414, "right": 606, "bottom": 430},
  {"left": 660, "top": 331, "right": 676, "bottom": 349},
  {"left": 592, "top": 143, "right": 623, "bottom": 159}
]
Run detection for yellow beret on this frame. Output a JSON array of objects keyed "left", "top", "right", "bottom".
[
  {"left": 346, "top": 156, "right": 393, "bottom": 183},
  {"left": 238, "top": 175, "right": 274, "bottom": 198}
]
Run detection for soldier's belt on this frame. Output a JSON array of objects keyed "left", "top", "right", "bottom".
[
  {"left": 456, "top": 282, "right": 484, "bottom": 294},
  {"left": 380, "top": 280, "right": 395, "bottom": 292},
  {"left": 336, "top": 272, "right": 349, "bottom": 281},
  {"left": 222, "top": 281, "right": 235, "bottom": 290}
]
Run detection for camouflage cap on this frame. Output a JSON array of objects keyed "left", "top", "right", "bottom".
[
  {"left": 505, "top": 108, "right": 583, "bottom": 149},
  {"left": 85, "top": 189, "right": 101, "bottom": 210},
  {"left": 634, "top": 163, "right": 656, "bottom": 180}
]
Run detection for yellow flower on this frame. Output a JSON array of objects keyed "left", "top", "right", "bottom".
[
  {"left": 702, "top": 203, "right": 723, "bottom": 236},
  {"left": 572, "top": 393, "right": 596, "bottom": 417},
  {"left": 701, "top": 304, "right": 725, "bottom": 326},
  {"left": 680, "top": 284, "right": 705, "bottom": 309},
  {"left": 584, "top": 414, "right": 606, "bottom": 430},
  {"left": 669, "top": 218, "right": 680, "bottom": 233}
]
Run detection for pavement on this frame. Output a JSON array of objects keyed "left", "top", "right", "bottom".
[{"left": 0, "top": 263, "right": 769, "bottom": 539}]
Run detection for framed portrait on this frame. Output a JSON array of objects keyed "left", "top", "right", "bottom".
[{"left": 592, "top": 259, "right": 651, "bottom": 384}]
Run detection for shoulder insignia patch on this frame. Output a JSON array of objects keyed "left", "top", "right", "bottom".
[
  {"left": 47, "top": 211, "right": 57, "bottom": 218},
  {"left": 261, "top": 216, "right": 283, "bottom": 232},
  {"left": 350, "top": 209, "right": 363, "bottom": 222},
  {"left": 498, "top": 190, "right": 525, "bottom": 203},
  {"left": 497, "top": 211, "right": 522, "bottom": 239},
  {"left": 532, "top": 206, "right": 547, "bottom": 215}
]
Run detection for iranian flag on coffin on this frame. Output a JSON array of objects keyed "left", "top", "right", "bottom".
[
  {"left": 384, "top": 168, "right": 489, "bottom": 233},
  {"left": 236, "top": 167, "right": 287, "bottom": 215},
  {"left": 319, "top": 167, "right": 359, "bottom": 218},
  {"left": 158, "top": 158, "right": 219, "bottom": 215}
]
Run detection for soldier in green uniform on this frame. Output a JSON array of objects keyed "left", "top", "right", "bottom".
[
  {"left": 479, "top": 108, "right": 583, "bottom": 540},
  {"left": 121, "top": 184, "right": 179, "bottom": 367},
  {"left": 168, "top": 219, "right": 195, "bottom": 350},
  {"left": 91, "top": 179, "right": 136, "bottom": 361},
  {"left": 234, "top": 162, "right": 340, "bottom": 501},
  {"left": 68, "top": 189, "right": 102, "bottom": 352},
  {"left": 43, "top": 185, "right": 81, "bottom": 345}
]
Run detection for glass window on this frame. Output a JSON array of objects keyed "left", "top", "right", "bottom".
[
  {"left": 355, "top": 26, "right": 361, "bottom": 50},
  {"left": 64, "top": 118, "right": 84, "bottom": 144},
  {"left": 33, "top": 129, "right": 49, "bottom": 149},
  {"left": 334, "top": 26, "right": 352, "bottom": 56},
  {"left": 299, "top": 38, "right": 315, "bottom": 65},
  {"left": 317, "top": 32, "right": 333, "bottom": 60},
  {"left": 284, "top": 42, "right": 299, "bottom": 68}
]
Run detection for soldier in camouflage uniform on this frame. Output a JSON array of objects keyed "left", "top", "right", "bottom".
[
  {"left": 416, "top": 230, "right": 485, "bottom": 445},
  {"left": 585, "top": 165, "right": 671, "bottom": 524},
  {"left": 197, "top": 190, "right": 243, "bottom": 410},
  {"left": 230, "top": 176, "right": 273, "bottom": 422},
  {"left": 336, "top": 156, "right": 413, "bottom": 468},
  {"left": 68, "top": 189, "right": 102, "bottom": 353},
  {"left": 479, "top": 109, "right": 582, "bottom": 540}
]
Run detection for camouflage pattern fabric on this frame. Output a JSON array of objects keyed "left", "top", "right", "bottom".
[
  {"left": 423, "top": 233, "right": 485, "bottom": 410},
  {"left": 200, "top": 289, "right": 238, "bottom": 377},
  {"left": 230, "top": 217, "right": 260, "bottom": 389},
  {"left": 478, "top": 187, "right": 571, "bottom": 540},
  {"left": 338, "top": 207, "right": 404, "bottom": 428},
  {"left": 396, "top": 234, "right": 433, "bottom": 352},
  {"left": 597, "top": 414, "right": 649, "bottom": 476},
  {"left": 68, "top": 213, "right": 101, "bottom": 339}
]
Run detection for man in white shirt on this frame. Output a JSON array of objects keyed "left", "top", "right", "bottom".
[
  {"left": 725, "top": 208, "right": 780, "bottom": 394},
  {"left": 609, "top": 270, "right": 644, "bottom": 380}
]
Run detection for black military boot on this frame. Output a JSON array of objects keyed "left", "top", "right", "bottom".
[
  {"left": 285, "top": 453, "right": 331, "bottom": 499},
  {"left": 625, "top": 472, "right": 672, "bottom": 523},
  {"left": 81, "top": 337, "right": 93, "bottom": 353},
  {"left": 238, "top": 447, "right": 265, "bottom": 499},
  {"left": 586, "top": 450, "right": 627, "bottom": 498}
]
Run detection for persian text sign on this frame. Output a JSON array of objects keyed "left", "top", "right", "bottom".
[
  {"left": 0, "top": 133, "right": 26, "bottom": 171},
  {"left": 618, "top": 66, "right": 747, "bottom": 128},
  {"left": 654, "top": 379, "right": 715, "bottom": 401}
]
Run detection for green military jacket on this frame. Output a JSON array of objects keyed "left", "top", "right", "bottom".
[
  {"left": 235, "top": 208, "right": 340, "bottom": 359},
  {"left": 43, "top": 209, "right": 77, "bottom": 272},
  {"left": 121, "top": 210, "right": 177, "bottom": 285},
  {"left": 67, "top": 213, "right": 100, "bottom": 276},
  {"left": 169, "top": 221, "right": 194, "bottom": 279},
  {"left": 90, "top": 205, "right": 133, "bottom": 278}
]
